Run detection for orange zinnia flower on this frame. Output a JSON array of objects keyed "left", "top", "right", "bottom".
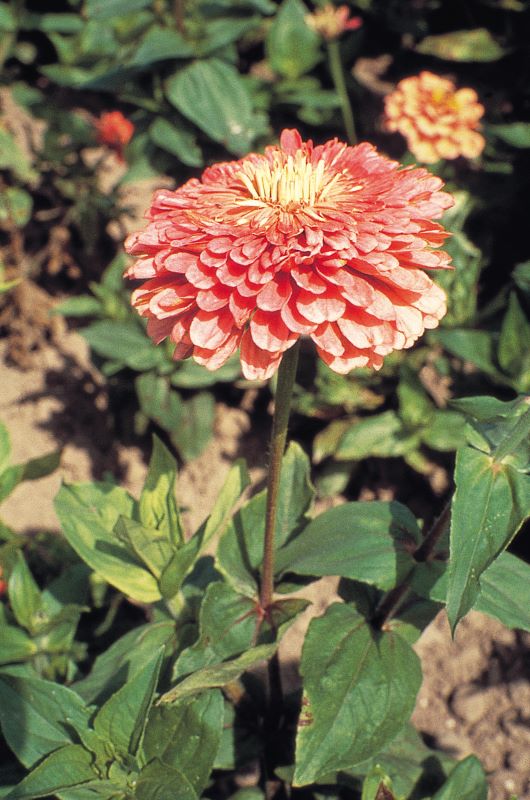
[
  {"left": 306, "top": 4, "right": 362, "bottom": 40},
  {"left": 125, "top": 129, "right": 453, "bottom": 380},
  {"left": 95, "top": 111, "right": 134, "bottom": 161},
  {"left": 384, "top": 71, "right": 485, "bottom": 164}
]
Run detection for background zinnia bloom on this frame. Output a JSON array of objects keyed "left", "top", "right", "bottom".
[
  {"left": 306, "top": 4, "right": 362, "bottom": 40},
  {"left": 95, "top": 111, "right": 134, "bottom": 161},
  {"left": 125, "top": 129, "right": 454, "bottom": 380},
  {"left": 384, "top": 71, "right": 485, "bottom": 164}
]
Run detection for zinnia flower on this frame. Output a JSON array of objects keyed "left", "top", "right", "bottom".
[
  {"left": 125, "top": 129, "right": 453, "bottom": 380},
  {"left": 95, "top": 111, "right": 134, "bottom": 161},
  {"left": 306, "top": 4, "right": 362, "bottom": 40},
  {"left": 384, "top": 71, "right": 485, "bottom": 164}
]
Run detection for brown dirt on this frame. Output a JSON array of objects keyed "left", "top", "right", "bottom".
[{"left": 1, "top": 331, "right": 529, "bottom": 800}]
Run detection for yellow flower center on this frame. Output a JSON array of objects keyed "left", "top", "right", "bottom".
[{"left": 237, "top": 151, "right": 345, "bottom": 211}]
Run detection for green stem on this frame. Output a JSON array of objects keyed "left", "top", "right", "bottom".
[
  {"left": 492, "top": 401, "right": 530, "bottom": 463},
  {"left": 327, "top": 39, "right": 357, "bottom": 144},
  {"left": 260, "top": 341, "right": 301, "bottom": 612}
]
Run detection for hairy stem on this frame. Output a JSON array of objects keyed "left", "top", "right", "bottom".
[
  {"left": 327, "top": 39, "right": 357, "bottom": 144},
  {"left": 260, "top": 341, "right": 301, "bottom": 611}
]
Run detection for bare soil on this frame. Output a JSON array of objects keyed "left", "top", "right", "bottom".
[{"left": 1, "top": 329, "right": 529, "bottom": 800}]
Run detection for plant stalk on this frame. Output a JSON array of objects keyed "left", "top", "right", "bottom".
[
  {"left": 260, "top": 341, "right": 301, "bottom": 612},
  {"left": 327, "top": 39, "right": 357, "bottom": 144}
]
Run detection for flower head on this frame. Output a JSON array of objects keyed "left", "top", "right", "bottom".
[
  {"left": 95, "top": 111, "right": 134, "bottom": 161},
  {"left": 306, "top": 4, "right": 362, "bottom": 40},
  {"left": 125, "top": 129, "right": 454, "bottom": 380},
  {"left": 384, "top": 71, "right": 485, "bottom": 164}
]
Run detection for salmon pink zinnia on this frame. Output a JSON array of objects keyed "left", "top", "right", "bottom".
[{"left": 125, "top": 129, "right": 454, "bottom": 380}]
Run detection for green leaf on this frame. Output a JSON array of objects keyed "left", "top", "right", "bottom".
[
  {"left": 475, "top": 552, "right": 530, "bottom": 632},
  {"left": 276, "top": 501, "right": 419, "bottom": 591},
  {"left": 130, "top": 25, "right": 194, "bottom": 66},
  {"left": 174, "top": 583, "right": 258, "bottom": 678},
  {"left": 266, "top": 0, "right": 321, "bottom": 79},
  {"left": 149, "top": 117, "right": 203, "bottom": 167},
  {"left": 362, "top": 768, "right": 395, "bottom": 800},
  {"left": 415, "top": 28, "right": 505, "bottom": 61},
  {"left": 200, "top": 16, "right": 261, "bottom": 55},
  {"left": 274, "top": 442, "right": 314, "bottom": 548},
  {"left": 159, "top": 459, "right": 250, "bottom": 599},
  {"left": 81, "top": 320, "right": 161, "bottom": 371},
  {"left": 432, "top": 755, "right": 487, "bottom": 799},
  {"left": 513, "top": 260, "right": 530, "bottom": 293},
  {"left": 139, "top": 435, "right": 183, "bottom": 546},
  {"left": 53, "top": 296, "right": 102, "bottom": 318},
  {"left": 446, "top": 446, "right": 530, "bottom": 631},
  {"left": 20, "top": 450, "right": 61, "bottom": 481},
  {"left": 93, "top": 647, "right": 164, "bottom": 761},
  {"left": 135, "top": 759, "right": 197, "bottom": 800},
  {"left": 0, "top": 627, "right": 37, "bottom": 664},
  {"left": 55, "top": 482, "right": 161, "bottom": 603},
  {"left": 0, "top": 465, "right": 23, "bottom": 503},
  {"left": 7, "top": 552, "right": 41, "bottom": 632},
  {"left": 0, "top": 675, "right": 90, "bottom": 768},
  {"left": 489, "top": 122, "right": 530, "bottom": 148},
  {"left": 334, "top": 411, "right": 418, "bottom": 461},
  {"left": 0, "top": 3, "right": 17, "bottom": 32},
  {"left": 0, "top": 129, "right": 36, "bottom": 182},
  {"left": 217, "top": 444, "right": 314, "bottom": 596},
  {"left": 85, "top": 0, "right": 151, "bottom": 19},
  {"left": 159, "top": 644, "right": 277, "bottom": 703},
  {"left": 171, "top": 392, "right": 215, "bottom": 462},
  {"left": 5, "top": 745, "right": 95, "bottom": 800},
  {"left": 498, "top": 292, "right": 530, "bottom": 386},
  {"left": 114, "top": 517, "right": 173, "bottom": 579},
  {"left": 422, "top": 410, "right": 467, "bottom": 452},
  {"left": 293, "top": 604, "right": 422, "bottom": 785},
  {"left": 397, "top": 367, "right": 433, "bottom": 428},
  {"left": 73, "top": 622, "right": 175, "bottom": 705},
  {"left": 0, "top": 187, "right": 33, "bottom": 227},
  {"left": 0, "top": 421, "right": 10, "bottom": 473},
  {"left": 166, "top": 59, "right": 258, "bottom": 155},
  {"left": 143, "top": 690, "right": 223, "bottom": 795},
  {"left": 437, "top": 329, "right": 504, "bottom": 380}
]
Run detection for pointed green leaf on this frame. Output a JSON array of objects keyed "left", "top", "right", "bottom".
[
  {"left": 115, "top": 517, "right": 173, "bottom": 579},
  {"left": 93, "top": 647, "right": 164, "bottom": 760},
  {"left": 498, "top": 292, "right": 530, "bottom": 387},
  {"left": 55, "top": 482, "right": 160, "bottom": 603},
  {"left": 143, "top": 690, "right": 223, "bottom": 795},
  {"left": 276, "top": 501, "right": 419, "bottom": 591},
  {"left": 266, "top": 0, "right": 321, "bottom": 79},
  {"left": 0, "top": 626, "right": 37, "bottom": 664},
  {"left": 293, "top": 604, "right": 422, "bottom": 786},
  {"left": 432, "top": 755, "right": 487, "bottom": 799},
  {"left": 149, "top": 117, "right": 203, "bottom": 167},
  {"left": 217, "top": 448, "right": 313, "bottom": 596},
  {"left": 159, "top": 644, "right": 277, "bottom": 703},
  {"left": 158, "top": 460, "right": 250, "bottom": 599},
  {"left": 73, "top": 622, "right": 175, "bottom": 705},
  {"left": 5, "top": 745, "right": 95, "bottom": 800},
  {"left": 19, "top": 451, "right": 60, "bottom": 482},
  {"left": 139, "top": 435, "right": 183, "bottom": 545},
  {"left": 166, "top": 59, "right": 258, "bottom": 155},
  {"left": 415, "top": 28, "right": 505, "bottom": 61},
  {"left": 447, "top": 446, "right": 530, "bottom": 631},
  {"left": 474, "top": 552, "right": 530, "bottom": 632},
  {"left": 334, "top": 411, "right": 419, "bottom": 460},
  {"left": 273, "top": 442, "right": 314, "bottom": 548},
  {"left": 489, "top": 122, "right": 530, "bottom": 148},
  {"left": 7, "top": 552, "right": 42, "bottom": 632},
  {"left": 0, "top": 675, "right": 90, "bottom": 768},
  {"left": 175, "top": 582, "right": 306, "bottom": 678},
  {"left": 135, "top": 759, "right": 197, "bottom": 800}
]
